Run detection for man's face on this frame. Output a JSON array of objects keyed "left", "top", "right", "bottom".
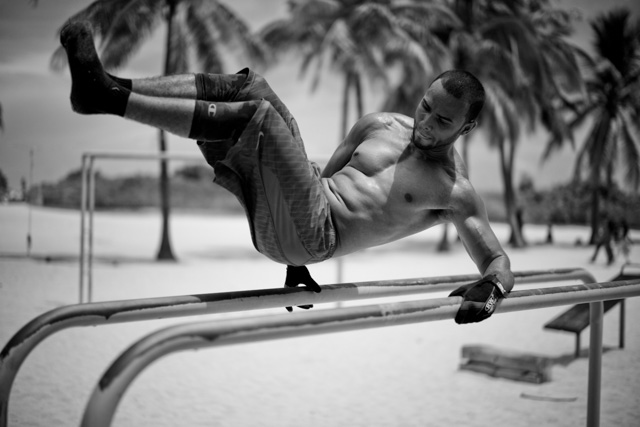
[{"left": 412, "top": 79, "right": 476, "bottom": 150}]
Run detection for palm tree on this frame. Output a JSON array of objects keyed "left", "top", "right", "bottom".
[
  {"left": 544, "top": 8, "right": 640, "bottom": 243},
  {"left": 49, "top": 0, "right": 266, "bottom": 260},
  {"left": 259, "top": 0, "right": 458, "bottom": 140}
]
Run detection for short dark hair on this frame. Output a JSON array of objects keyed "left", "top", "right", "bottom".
[{"left": 431, "top": 70, "right": 485, "bottom": 122}]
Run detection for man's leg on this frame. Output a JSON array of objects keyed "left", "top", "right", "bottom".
[
  {"left": 124, "top": 95, "right": 258, "bottom": 141},
  {"left": 109, "top": 71, "right": 247, "bottom": 101},
  {"left": 61, "top": 21, "right": 258, "bottom": 141}
]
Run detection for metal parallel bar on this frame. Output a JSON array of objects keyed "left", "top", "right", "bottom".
[
  {"left": 80, "top": 279, "right": 640, "bottom": 427},
  {"left": 0, "top": 268, "right": 594, "bottom": 426}
]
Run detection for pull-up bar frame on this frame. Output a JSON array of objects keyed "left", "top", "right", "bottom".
[
  {"left": 79, "top": 151, "right": 204, "bottom": 303},
  {"left": 81, "top": 279, "right": 640, "bottom": 427},
  {"left": 0, "top": 268, "right": 595, "bottom": 426}
]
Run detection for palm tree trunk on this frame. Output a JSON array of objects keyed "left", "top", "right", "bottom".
[
  {"left": 341, "top": 72, "right": 352, "bottom": 140},
  {"left": 498, "top": 140, "right": 525, "bottom": 247},
  {"left": 588, "top": 118, "right": 610, "bottom": 244},
  {"left": 155, "top": 0, "right": 177, "bottom": 261},
  {"left": 437, "top": 224, "right": 450, "bottom": 252},
  {"left": 456, "top": 0, "right": 474, "bottom": 29},
  {"left": 156, "top": 129, "right": 175, "bottom": 260},
  {"left": 588, "top": 171, "right": 602, "bottom": 245},
  {"left": 354, "top": 72, "right": 363, "bottom": 119}
]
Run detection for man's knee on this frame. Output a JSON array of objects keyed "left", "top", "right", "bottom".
[{"left": 194, "top": 69, "right": 250, "bottom": 101}]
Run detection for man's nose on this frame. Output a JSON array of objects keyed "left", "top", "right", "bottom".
[{"left": 422, "top": 117, "right": 433, "bottom": 131}]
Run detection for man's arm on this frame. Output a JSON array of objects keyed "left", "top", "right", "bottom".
[
  {"left": 321, "top": 113, "right": 381, "bottom": 178},
  {"left": 445, "top": 187, "right": 514, "bottom": 324},
  {"left": 451, "top": 187, "right": 514, "bottom": 292}
]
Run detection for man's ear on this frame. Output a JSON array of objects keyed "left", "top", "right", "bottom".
[{"left": 460, "top": 120, "right": 477, "bottom": 136}]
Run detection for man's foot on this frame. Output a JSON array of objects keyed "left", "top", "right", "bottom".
[{"left": 60, "top": 21, "right": 129, "bottom": 116}]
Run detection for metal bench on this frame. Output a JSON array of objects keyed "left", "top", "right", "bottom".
[{"left": 544, "top": 264, "right": 640, "bottom": 357}]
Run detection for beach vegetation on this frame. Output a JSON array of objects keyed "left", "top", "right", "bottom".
[
  {"left": 36, "top": 165, "right": 243, "bottom": 213},
  {"left": 543, "top": 8, "right": 640, "bottom": 244},
  {"left": 33, "top": 166, "right": 640, "bottom": 231}
]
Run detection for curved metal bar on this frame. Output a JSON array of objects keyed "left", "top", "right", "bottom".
[
  {"left": 0, "top": 268, "right": 594, "bottom": 426},
  {"left": 81, "top": 279, "right": 640, "bottom": 427}
]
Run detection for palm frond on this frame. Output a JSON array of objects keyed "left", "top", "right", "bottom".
[
  {"left": 207, "top": 2, "right": 268, "bottom": 66},
  {"left": 185, "top": 4, "right": 225, "bottom": 73},
  {"left": 258, "top": 19, "right": 303, "bottom": 54},
  {"left": 482, "top": 79, "right": 519, "bottom": 146}
]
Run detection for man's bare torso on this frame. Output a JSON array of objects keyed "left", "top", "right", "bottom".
[{"left": 322, "top": 112, "right": 473, "bottom": 257}]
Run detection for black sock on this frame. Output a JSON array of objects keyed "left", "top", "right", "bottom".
[{"left": 60, "top": 21, "right": 130, "bottom": 116}]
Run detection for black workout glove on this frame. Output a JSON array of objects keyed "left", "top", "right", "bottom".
[
  {"left": 448, "top": 275, "right": 507, "bottom": 324},
  {"left": 284, "top": 265, "right": 321, "bottom": 312}
]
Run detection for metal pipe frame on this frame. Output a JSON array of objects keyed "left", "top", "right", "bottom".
[
  {"left": 81, "top": 279, "right": 640, "bottom": 427},
  {"left": 0, "top": 268, "right": 594, "bottom": 426},
  {"left": 78, "top": 151, "right": 204, "bottom": 304}
]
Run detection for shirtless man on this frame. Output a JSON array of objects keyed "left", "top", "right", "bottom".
[{"left": 61, "top": 21, "right": 513, "bottom": 323}]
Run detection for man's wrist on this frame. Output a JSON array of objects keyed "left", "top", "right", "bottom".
[{"left": 486, "top": 274, "right": 508, "bottom": 297}]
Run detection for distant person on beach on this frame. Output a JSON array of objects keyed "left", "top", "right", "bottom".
[
  {"left": 591, "top": 217, "right": 616, "bottom": 265},
  {"left": 617, "top": 220, "right": 633, "bottom": 264},
  {"left": 60, "top": 21, "right": 514, "bottom": 323}
]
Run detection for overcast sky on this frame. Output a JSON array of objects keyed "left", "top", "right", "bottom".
[{"left": 1, "top": 0, "right": 639, "bottom": 193}]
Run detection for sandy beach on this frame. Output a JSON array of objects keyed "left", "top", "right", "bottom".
[{"left": 1, "top": 204, "right": 638, "bottom": 427}]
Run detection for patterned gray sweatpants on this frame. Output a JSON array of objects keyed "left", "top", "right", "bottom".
[{"left": 196, "top": 68, "right": 337, "bottom": 266}]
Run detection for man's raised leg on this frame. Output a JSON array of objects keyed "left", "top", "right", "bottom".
[
  {"left": 61, "top": 21, "right": 258, "bottom": 141},
  {"left": 107, "top": 72, "right": 248, "bottom": 101},
  {"left": 125, "top": 95, "right": 259, "bottom": 141}
]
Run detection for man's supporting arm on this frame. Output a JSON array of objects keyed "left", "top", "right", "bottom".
[
  {"left": 453, "top": 189, "right": 514, "bottom": 292},
  {"left": 448, "top": 187, "right": 514, "bottom": 324}
]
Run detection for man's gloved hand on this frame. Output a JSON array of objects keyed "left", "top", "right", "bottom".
[
  {"left": 284, "top": 265, "right": 321, "bottom": 312},
  {"left": 448, "top": 275, "right": 507, "bottom": 324}
]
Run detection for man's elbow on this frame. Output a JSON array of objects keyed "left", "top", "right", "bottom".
[{"left": 483, "top": 252, "right": 514, "bottom": 291}]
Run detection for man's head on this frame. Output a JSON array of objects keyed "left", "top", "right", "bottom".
[
  {"left": 412, "top": 70, "right": 485, "bottom": 150},
  {"left": 433, "top": 70, "right": 485, "bottom": 122}
]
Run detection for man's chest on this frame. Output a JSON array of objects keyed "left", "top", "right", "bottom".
[{"left": 350, "top": 138, "right": 457, "bottom": 211}]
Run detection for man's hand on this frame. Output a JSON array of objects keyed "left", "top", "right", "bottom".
[
  {"left": 284, "top": 265, "right": 321, "bottom": 312},
  {"left": 448, "top": 275, "right": 507, "bottom": 324}
]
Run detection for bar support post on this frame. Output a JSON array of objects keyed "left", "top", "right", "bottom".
[{"left": 586, "top": 301, "right": 603, "bottom": 427}]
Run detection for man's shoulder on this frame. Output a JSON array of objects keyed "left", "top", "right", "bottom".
[
  {"left": 344, "top": 112, "right": 411, "bottom": 146},
  {"left": 447, "top": 175, "right": 484, "bottom": 219},
  {"left": 355, "top": 112, "right": 412, "bottom": 132}
]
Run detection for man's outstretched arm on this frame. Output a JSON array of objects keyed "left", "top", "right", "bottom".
[
  {"left": 449, "top": 189, "right": 514, "bottom": 323},
  {"left": 453, "top": 190, "right": 514, "bottom": 291}
]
